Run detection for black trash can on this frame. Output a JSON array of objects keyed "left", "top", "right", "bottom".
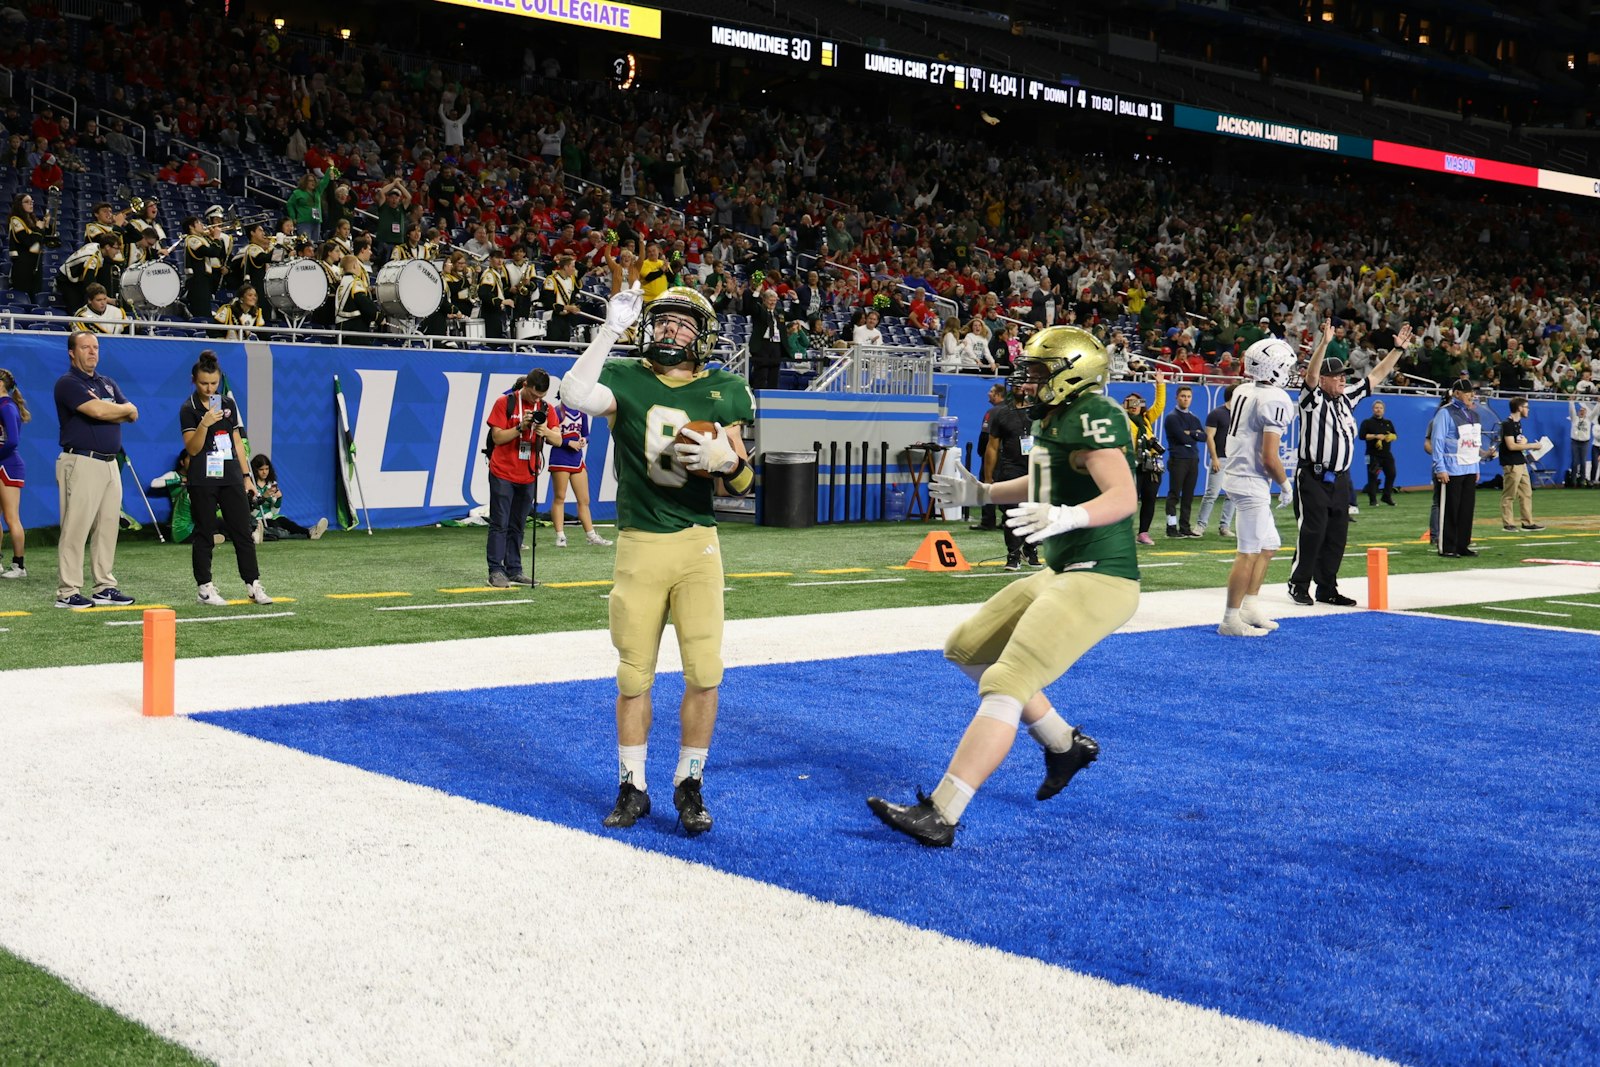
[{"left": 761, "top": 451, "right": 818, "bottom": 528}]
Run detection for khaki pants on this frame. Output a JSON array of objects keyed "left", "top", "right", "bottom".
[
  {"left": 56, "top": 453, "right": 123, "bottom": 599},
  {"left": 944, "top": 569, "right": 1140, "bottom": 704},
  {"left": 1500, "top": 464, "right": 1533, "bottom": 526}
]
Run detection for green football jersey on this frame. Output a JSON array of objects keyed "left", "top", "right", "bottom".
[
  {"left": 1028, "top": 391, "right": 1140, "bottom": 581},
  {"left": 600, "top": 358, "right": 756, "bottom": 533}
]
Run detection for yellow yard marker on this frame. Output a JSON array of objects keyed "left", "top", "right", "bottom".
[
  {"left": 438, "top": 586, "right": 522, "bottom": 594},
  {"left": 726, "top": 571, "right": 793, "bottom": 578},
  {"left": 0, "top": 610, "right": 30, "bottom": 618},
  {"left": 326, "top": 592, "right": 411, "bottom": 600},
  {"left": 544, "top": 580, "right": 615, "bottom": 589},
  {"left": 76, "top": 603, "right": 168, "bottom": 613},
  {"left": 810, "top": 568, "right": 871, "bottom": 574},
  {"left": 223, "top": 597, "right": 298, "bottom": 606}
]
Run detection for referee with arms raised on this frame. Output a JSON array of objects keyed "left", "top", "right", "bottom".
[{"left": 1288, "top": 320, "right": 1413, "bottom": 607}]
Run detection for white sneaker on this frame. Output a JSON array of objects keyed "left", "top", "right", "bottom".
[
  {"left": 555, "top": 533, "right": 568, "bottom": 548},
  {"left": 310, "top": 518, "right": 328, "bottom": 540},
  {"left": 1240, "top": 612, "right": 1280, "bottom": 632},
  {"left": 197, "top": 582, "right": 227, "bottom": 606},
  {"left": 1217, "top": 617, "right": 1270, "bottom": 637},
  {"left": 246, "top": 579, "right": 274, "bottom": 605},
  {"left": 585, "top": 530, "right": 613, "bottom": 546},
  {"left": 0, "top": 564, "right": 24, "bottom": 579}
]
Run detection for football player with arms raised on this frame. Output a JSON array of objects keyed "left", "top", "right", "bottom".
[
  {"left": 868, "top": 326, "right": 1139, "bottom": 846},
  {"left": 1217, "top": 337, "right": 1299, "bottom": 637},
  {"left": 560, "top": 282, "right": 755, "bottom": 836}
]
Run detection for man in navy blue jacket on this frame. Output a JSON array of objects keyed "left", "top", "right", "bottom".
[{"left": 1163, "top": 385, "right": 1205, "bottom": 538}]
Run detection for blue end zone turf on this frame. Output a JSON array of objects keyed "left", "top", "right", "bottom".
[{"left": 196, "top": 614, "right": 1600, "bottom": 1066}]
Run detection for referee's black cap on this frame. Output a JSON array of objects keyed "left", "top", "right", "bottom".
[{"left": 1319, "top": 357, "right": 1347, "bottom": 377}]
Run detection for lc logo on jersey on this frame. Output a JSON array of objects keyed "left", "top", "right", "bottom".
[{"left": 344, "top": 368, "right": 617, "bottom": 513}]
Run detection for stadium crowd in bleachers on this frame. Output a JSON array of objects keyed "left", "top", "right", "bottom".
[{"left": 3, "top": 4, "right": 1600, "bottom": 397}]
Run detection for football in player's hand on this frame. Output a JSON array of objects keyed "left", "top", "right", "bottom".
[{"left": 674, "top": 420, "right": 718, "bottom": 478}]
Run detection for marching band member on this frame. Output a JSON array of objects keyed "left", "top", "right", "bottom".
[
  {"left": 478, "top": 248, "right": 514, "bottom": 340},
  {"left": 58, "top": 233, "right": 123, "bottom": 311},
  {"left": 83, "top": 202, "right": 125, "bottom": 243},
  {"left": 182, "top": 215, "right": 229, "bottom": 318},
  {"left": 71, "top": 282, "right": 130, "bottom": 335},
  {"left": 213, "top": 285, "right": 264, "bottom": 340},
  {"left": 335, "top": 254, "right": 381, "bottom": 335}
]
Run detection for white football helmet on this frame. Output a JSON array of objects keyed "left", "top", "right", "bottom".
[{"left": 1244, "top": 337, "right": 1297, "bottom": 388}]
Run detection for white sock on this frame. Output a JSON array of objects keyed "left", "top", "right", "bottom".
[
  {"left": 618, "top": 744, "right": 648, "bottom": 792},
  {"left": 1224, "top": 607, "right": 1242, "bottom": 624},
  {"left": 1027, "top": 708, "right": 1075, "bottom": 753},
  {"left": 1241, "top": 595, "right": 1262, "bottom": 615},
  {"left": 930, "top": 773, "right": 974, "bottom": 824},
  {"left": 674, "top": 746, "right": 709, "bottom": 786}
]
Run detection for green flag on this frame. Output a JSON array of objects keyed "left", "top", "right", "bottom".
[{"left": 333, "top": 375, "right": 363, "bottom": 530}]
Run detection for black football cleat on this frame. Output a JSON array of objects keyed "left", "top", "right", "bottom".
[
  {"left": 1315, "top": 591, "right": 1358, "bottom": 607},
  {"left": 1037, "top": 728, "right": 1100, "bottom": 801},
  {"left": 866, "top": 790, "right": 955, "bottom": 847},
  {"left": 603, "top": 782, "right": 650, "bottom": 828},
  {"left": 672, "top": 777, "right": 713, "bottom": 836},
  {"left": 1287, "top": 582, "right": 1314, "bottom": 606}
]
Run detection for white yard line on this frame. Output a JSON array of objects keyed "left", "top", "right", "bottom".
[
  {"left": 1545, "top": 599, "right": 1600, "bottom": 609},
  {"left": 788, "top": 578, "right": 906, "bottom": 587},
  {"left": 1481, "top": 606, "right": 1570, "bottom": 618},
  {"left": 104, "top": 612, "right": 298, "bottom": 627},
  {"left": 375, "top": 599, "right": 537, "bottom": 611}
]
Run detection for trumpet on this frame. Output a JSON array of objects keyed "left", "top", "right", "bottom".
[{"left": 219, "top": 210, "right": 279, "bottom": 236}]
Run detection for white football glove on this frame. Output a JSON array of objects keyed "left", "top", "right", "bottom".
[
  {"left": 604, "top": 281, "right": 644, "bottom": 333},
  {"left": 1005, "top": 502, "right": 1090, "bottom": 544},
  {"left": 674, "top": 422, "right": 739, "bottom": 475},
  {"left": 1275, "top": 480, "right": 1294, "bottom": 510},
  {"left": 930, "top": 460, "right": 990, "bottom": 508}
]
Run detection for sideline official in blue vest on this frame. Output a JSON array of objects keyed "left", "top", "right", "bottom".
[{"left": 1431, "top": 379, "right": 1493, "bottom": 558}]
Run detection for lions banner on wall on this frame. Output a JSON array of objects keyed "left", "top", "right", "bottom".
[{"left": 0, "top": 334, "right": 615, "bottom": 530}]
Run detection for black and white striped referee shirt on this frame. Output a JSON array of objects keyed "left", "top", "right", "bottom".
[{"left": 1298, "top": 378, "right": 1371, "bottom": 475}]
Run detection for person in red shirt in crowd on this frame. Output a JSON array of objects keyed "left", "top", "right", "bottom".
[
  {"left": 1177, "top": 345, "right": 1210, "bottom": 378},
  {"left": 156, "top": 156, "right": 182, "bottom": 183},
  {"left": 526, "top": 197, "right": 556, "bottom": 234},
  {"left": 175, "top": 99, "right": 202, "bottom": 139},
  {"left": 31, "top": 109, "right": 62, "bottom": 142},
  {"left": 29, "top": 153, "right": 63, "bottom": 191},
  {"left": 483, "top": 369, "right": 560, "bottom": 588},
  {"left": 1216, "top": 349, "right": 1243, "bottom": 378},
  {"left": 177, "top": 152, "right": 217, "bottom": 187},
  {"left": 907, "top": 287, "right": 937, "bottom": 331}
]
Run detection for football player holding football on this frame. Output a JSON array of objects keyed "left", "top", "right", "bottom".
[
  {"left": 559, "top": 282, "right": 756, "bottom": 836},
  {"left": 1216, "top": 336, "right": 1298, "bottom": 637},
  {"left": 867, "top": 325, "right": 1139, "bottom": 847}
]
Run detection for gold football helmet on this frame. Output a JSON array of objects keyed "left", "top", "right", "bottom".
[
  {"left": 1020, "top": 326, "right": 1110, "bottom": 413},
  {"left": 640, "top": 286, "right": 719, "bottom": 368}
]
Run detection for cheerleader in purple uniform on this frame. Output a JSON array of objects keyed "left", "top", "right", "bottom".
[
  {"left": 548, "top": 399, "right": 612, "bottom": 548},
  {"left": 0, "top": 368, "right": 31, "bottom": 579}
]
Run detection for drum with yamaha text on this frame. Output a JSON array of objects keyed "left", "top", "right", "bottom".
[
  {"left": 263, "top": 260, "right": 328, "bottom": 315},
  {"left": 375, "top": 259, "right": 443, "bottom": 320},
  {"left": 120, "top": 262, "right": 182, "bottom": 315}
]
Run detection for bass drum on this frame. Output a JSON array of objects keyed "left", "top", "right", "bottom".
[
  {"left": 375, "top": 259, "right": 443, "bottom": 320},
  {"left": 121, "top": 262, "right": 182, "bottom": 315},
  {"left": 264, "top": 260, "right": 328, "bottom": 314},
  {"left": 514, "top": 316, "right": 546, "bottom": 340},
  {"left": 462, "top": 317, "right": 486, "bottom": 340}
]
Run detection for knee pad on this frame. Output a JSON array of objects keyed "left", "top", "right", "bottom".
[
  {"left": 973, "top": 693, "right": 1024, "bottom": 728},
  {"left": 679, "top": 638, "right": 724, "bottom": 691},
  {"left": 616, "top": 660, "right": 656, "bottom": 699}
]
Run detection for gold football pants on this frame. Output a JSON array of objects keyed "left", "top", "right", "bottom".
[
  {"left": 944, "top": 569, "right": 1139, "bottom": 704},
  {"left": 610, "top": 525, "right": 725, "bottom": 696}
]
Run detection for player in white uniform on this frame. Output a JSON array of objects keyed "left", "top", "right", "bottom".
[{"left": 1218, "top": 337, "right": 1298, "bottom": 637}]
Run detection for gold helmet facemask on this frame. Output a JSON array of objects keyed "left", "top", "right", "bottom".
[
  {"left": 640, "top": 286, "right": 719, "bottom": 368},
  {"left": 1020, "top": 326, "right": 1111, "bottom": 417}
]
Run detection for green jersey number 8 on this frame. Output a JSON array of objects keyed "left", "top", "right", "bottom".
[{"left": 645, "top": 404, "right": 690, "bottom": 488}]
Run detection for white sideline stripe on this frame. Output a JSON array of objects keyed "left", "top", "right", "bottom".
[
  {"left": 1526, "top": 540, "right": 1577, "bottom": 546},
  {"left": 1480, "top": 606, "right": 1570, "bottom": 618},
  {"left": 104, "top": 611, "right": 298, "bottom": 627},
  {"left": 788, "top": 577, "right": 906, "bottom": 587},
  {"left": 1142, "top": 562, "right": 1187, "bottom": 568},
  {"left": 1545, "top": 599, "right": 1600, "bottom": 609},
  {"left": 375, "top": 599, "right": 536, "bottom": 611}
]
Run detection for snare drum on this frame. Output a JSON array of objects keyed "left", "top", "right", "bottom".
[
  {"left": 514, "top": 317, "right": 546, "bottom": 340},
  {"left": 376, "top": 259, "right": 443, "bottom": 320},
  {"left": 463, "top": 317, "right": 486, "bottom": 340},
  {"left": 120, "top": 262, "right": 182, "bottom": 315},
  {"left": 264, "top": 260, "right": 328, "bottom": 314}
]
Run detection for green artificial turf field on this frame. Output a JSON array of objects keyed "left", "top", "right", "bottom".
[{"left": 0, "top": 488, "right": 1596, "bottom": 670}]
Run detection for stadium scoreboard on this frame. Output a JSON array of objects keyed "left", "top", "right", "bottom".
[{"left": 694, "top": 18, "right": 1168, "bottom": 122}]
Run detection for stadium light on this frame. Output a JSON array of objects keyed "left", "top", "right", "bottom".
[
  {"left": 273, "top": 18, "right": 284, "bottom": 30},
  {"left": 340, "top": 28, "right": 351, "bottom": 40}
]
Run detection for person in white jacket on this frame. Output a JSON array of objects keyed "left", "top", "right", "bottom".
[
  {"left": 1569, "top": 398, "right": 1598, "bottom": 486},
  {"left": 439, "top": 99, "right": 471, "bottom": 149}
]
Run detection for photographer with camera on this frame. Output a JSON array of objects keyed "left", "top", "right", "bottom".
[
  {"left": 1123, "top": 369, "right": 1166, "bottom": 546},
  {"left": 181, "top": 350, "right": 272, "bottom": 607},
  {"left": 484, "top": 368, "right": 560, "bottom": 588}
]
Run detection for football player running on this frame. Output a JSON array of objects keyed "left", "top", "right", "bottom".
[
  {"left": 1217, "top": 337, "right": 1298, "bottom": 636},
  {"left": 559, "top": 282, "right": 756, "bottom": 836},
  {"left": 867, "top": 326, "right": 1139, "bottom": 847}
]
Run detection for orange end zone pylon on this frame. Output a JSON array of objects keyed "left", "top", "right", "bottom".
[
  {"left": 142, "top": 608, "right": 176, "bottom": 717},
  {"left": 1366, "top": 547, "right": 1389, "bottom": 611},
  {"left": 905, "top": 530, "right": 972, "bottom": 572}
]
